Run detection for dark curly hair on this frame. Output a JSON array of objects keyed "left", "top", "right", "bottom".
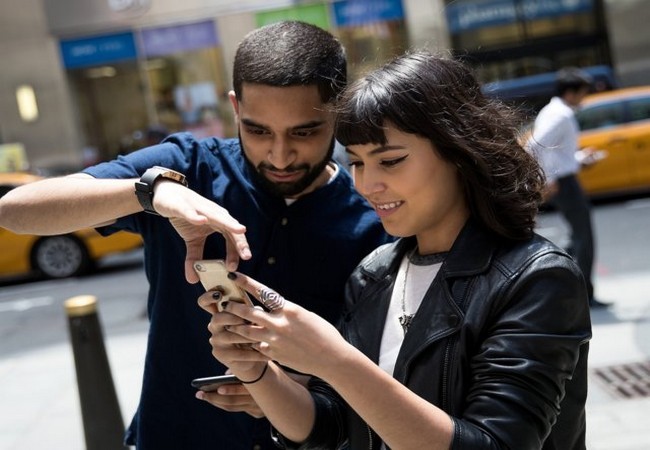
[
  {"left": 335, "top": 51, "right": 544, "bottom": 240},
  {"left": 233, "top": 21, "right": 346, "bottom": 104}
]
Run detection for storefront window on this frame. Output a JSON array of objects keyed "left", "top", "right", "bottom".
[
  {"left": 60, "top": 22, "right": 233, "bottom": 161},
  {"left": 61, "top": 31, "right": 146, "bottom": 162},
  {"left": 256, "top": 0, "right": 408, "bottom": 81},
  {"left": 445, "top": 0, "right": 608, "bottom": 81},
  {"left": 452, "top": 9, "right": 597, "bottom": 52},
  {"left": 336, "top": 20, "right": 407, "bottom": 79},
  {"left": 144, "top": 47, "right": 233, "bottom": 142},
  {"left": 68, "top": 61, "right": 147, "bottom": 161},
  {"left": 332, "top": 0, "right": 408, "bottom": 79},
  {"left": 443, "top": 0, "right": 611, "bottom": 116},
  {"left": 140, "top": 20, "right": 233, "bottom": 145}
]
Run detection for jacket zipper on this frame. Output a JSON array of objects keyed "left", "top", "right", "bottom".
[
  {"left": 366, "top": 423, "right": 373, "bottom": 450},
  {"left": 441, "top": 337, "right": 454, "bottom": 412}
]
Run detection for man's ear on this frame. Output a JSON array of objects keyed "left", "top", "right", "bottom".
[{"left": 228, "top": 91, "right": 239, "bottom": 119}]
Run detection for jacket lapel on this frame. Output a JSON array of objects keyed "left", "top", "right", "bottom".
[
  {"left": 345, "top": 220, "right": 498, "bottom": 376},
  {"left": 392, "top": 275, "right": 462, "bottom": 382},
  {"left": 394, "top": 220, "right": 498, "bottom": 382},
  {"left": 344, "top": 238, "right": 413, "bottom": 364}
]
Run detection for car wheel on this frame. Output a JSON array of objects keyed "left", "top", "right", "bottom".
[{"left": 31, "top": 235, "right": 93, "bottom": 278}]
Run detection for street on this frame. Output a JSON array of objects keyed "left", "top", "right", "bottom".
[
  {"left": 0, "top": 248, "right": 149, "bottom": 450},
  {"left": 536, "top": 194, "right": 650, "bottom": 279},
  {"left": 0, "top": 249, "right": 149, "bottom": 359},
  {"left": 0, "top": 194, "right": 649, "bottom": 449}
]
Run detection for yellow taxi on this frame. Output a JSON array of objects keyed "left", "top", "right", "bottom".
[
  {"left": 0, "top": 172, "right": 143, "bottom": 280},
  {"left": 576, "top": 86, "right": 650, "bottom": 197}
]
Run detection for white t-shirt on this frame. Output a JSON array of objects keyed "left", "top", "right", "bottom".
[
  {"left": 377, "top": 251, "right": 445, "bottom": 450},
  {"left": 529, "top": 96, "right": 581, "bottom": 182},
  {"left": 378, "top": 252, "right": 444, "bottom": 376}
]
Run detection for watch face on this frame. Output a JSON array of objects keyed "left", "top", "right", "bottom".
[
  {"left": 135, "top": 167, "right": 187, "bottom": 215},
  {"left": 162, "top": 170, "right": 186, "bottom": 185},
  {"left": 150, "top": 166, "right": 187, "bottom": 186}
]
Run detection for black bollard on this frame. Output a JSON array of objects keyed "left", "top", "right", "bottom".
[{"left": 64, "top": 295, "right": 126, "bottom": 450}]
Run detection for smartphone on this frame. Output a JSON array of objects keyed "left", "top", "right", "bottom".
[
  {"left": 191, "top": 374, "right": 241, "bottom": 392},
  {"left": 193, "top": 259, "right": 253, "bottom": 311}
]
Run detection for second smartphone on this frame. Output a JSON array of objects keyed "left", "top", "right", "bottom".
[{"left": 191, "top": 374, "right": 241, "bottom": 392}]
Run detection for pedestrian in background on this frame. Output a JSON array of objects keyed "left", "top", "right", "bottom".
[
  {"left": 199, "top": 51, "right": 591, "bottom": 450},
  {"left": 529, "top": 67, "right": 609, "bottom": 308},
  {"left": 0, "top": 21, "right": 389, "bottom": 449}
]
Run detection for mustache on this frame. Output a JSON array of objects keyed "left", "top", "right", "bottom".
[{"left": 258, "top": 162, "right": 309, "bottom": 173}]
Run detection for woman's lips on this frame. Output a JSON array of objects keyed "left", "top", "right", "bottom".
[{"left": 374, "top": 200, "right": 404, "bottom": 218}]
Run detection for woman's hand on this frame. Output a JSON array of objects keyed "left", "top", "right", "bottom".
[
  {"left": 196, "top": 292, "right": 270, "bottom": 418},
  {"left": 197, "top": 292, "right": 269, "bottom": 381},
  {"left": 220, "top": 272, "right": 353, "bottom": 378}
]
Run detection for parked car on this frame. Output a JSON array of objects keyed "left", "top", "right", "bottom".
[
  {"left": 0, "top": 172, "right": 143, "bottom": 280},
  {"left": 576, "top": 86, "right": 650, "bottom": 197}
]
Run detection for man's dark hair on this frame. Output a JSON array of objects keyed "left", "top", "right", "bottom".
[
  {"left": 233, "top": 21, "right": 347, "bottom": 103},
  {"left": 336, "top": 51, "right": 545, "bottom": 241},
  {"left": 555, "top": 67, "right": 593, "bottom": 97}
]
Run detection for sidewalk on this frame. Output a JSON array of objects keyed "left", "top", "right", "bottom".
[
  {"left": 583, "top": 271, "right": 650, "bottom": 450},
  {"left": 0, "top": 324, "right": 147, "bottom": 450},
  {"left": 0, "top": 272, "right": 648, "bottom": 449}
]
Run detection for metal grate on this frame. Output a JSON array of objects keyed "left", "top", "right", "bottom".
[{"left": 591, "top": 361, "right": 650, "bottom": 399}]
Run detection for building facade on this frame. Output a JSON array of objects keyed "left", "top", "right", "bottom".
[{"left": 0, "top": 0, "right": 647, "bottom": 169}]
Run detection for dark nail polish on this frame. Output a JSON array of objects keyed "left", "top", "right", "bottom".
[
  {"left": 212, "top": 291, "right": 222, "bottom": 300},
  {"left": 221, "top": 301, "right": 229, "bottom": 309},
  {"left": 227, "top": 272, "right": 237, "bottom": 280}
]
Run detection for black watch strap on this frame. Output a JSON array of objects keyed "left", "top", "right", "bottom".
[{"left": 135, "top": 166, "right": 187, "bottom": 215}]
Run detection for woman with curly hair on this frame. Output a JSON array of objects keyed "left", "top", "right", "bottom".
[{"left": 197, "top": 51, "right": 591, "bottom": 450}]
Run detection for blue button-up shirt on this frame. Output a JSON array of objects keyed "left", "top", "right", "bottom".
[{"left": 84, "top": 132, "right": 389, "bottom": 450}]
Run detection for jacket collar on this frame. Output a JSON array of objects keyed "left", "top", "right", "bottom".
[
  {"left": 360, "top": 219, "right": 497, "bottom": 282},
  {"left": 349, "top": 219, "right": 500, "bottom": 375}
]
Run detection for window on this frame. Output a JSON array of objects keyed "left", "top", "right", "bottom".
[
  {"left": 627, "top": 96, "right": 650, "bottom": 123},
  {"left": 577, "top": 102, "right": 625, "bottom": 131}
]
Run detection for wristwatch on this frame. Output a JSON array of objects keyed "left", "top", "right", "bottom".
[{"left": 135, "top": 166, "right": 187, "bottom": 215}]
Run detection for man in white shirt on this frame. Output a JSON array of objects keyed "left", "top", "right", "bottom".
[{"left": 530, "top": 67, "right": 609, "bottom": 308}]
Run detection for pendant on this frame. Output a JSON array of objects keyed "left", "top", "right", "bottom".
[{"left": 399, "top": 314, "right": 414, "bottom": 334}]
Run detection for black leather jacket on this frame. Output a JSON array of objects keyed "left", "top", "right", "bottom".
[{"left": 299, "top": 220, "right": 591, "bottom": 450}]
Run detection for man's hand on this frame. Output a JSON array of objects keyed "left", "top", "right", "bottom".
[
  {"left": 196, "top": 383, "right": 266, "bottom": 418},
  {"left": 195, "top": 370, "right": 311, "bottom": 418},
  {"left": 151, "top": 180, "right": 252, "bottom": 282},
  {"left": 576, "top": 147, "right": 608, "bottom": 168}
]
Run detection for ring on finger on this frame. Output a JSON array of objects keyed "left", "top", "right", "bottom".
[{"left": 258, "top": 287, "right": 286, "bottom": 311}]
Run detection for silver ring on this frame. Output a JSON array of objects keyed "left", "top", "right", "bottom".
[{"left": 258, "top": 287, "right": 285, "bottom": 311}]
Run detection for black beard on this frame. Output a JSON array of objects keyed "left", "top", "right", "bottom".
[{"left": 239, "top": 134, "right": 335, "bottom": 198}]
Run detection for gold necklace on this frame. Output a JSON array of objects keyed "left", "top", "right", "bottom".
[{"left": 398, "top": 255, "right": 414, "bottom": 335}]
